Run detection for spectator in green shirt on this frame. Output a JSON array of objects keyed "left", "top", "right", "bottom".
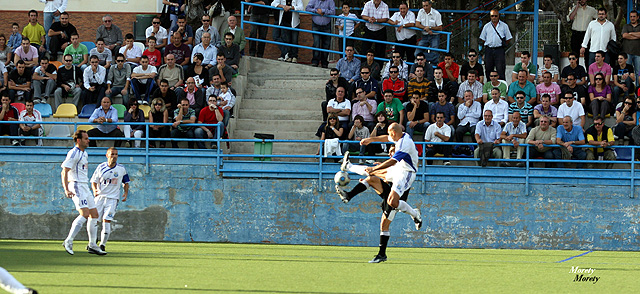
[
  {"left": 377, "top": 89, "right": 405, "bottom": 127},
  {"left": 63, "top": 33, "right": 88, "bottom": 71}
]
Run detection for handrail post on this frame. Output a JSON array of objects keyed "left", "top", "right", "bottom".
[
  {"left": 217, "top": 123, "right": 222, "bottom": 176},
  {"left": 421, "top": 142, "right": 426, "bottom": 194},
  {"left": 525, "top": 145, "right": 530, "bottom": 197},
  {"left": 318, "top": 141, "right": 324, "bottom": 192},
  {"left": 631, "top": 145, "right": 635, "bottom": 198},
  {"left": 145, "top": 123, "right": 150, "bottom": 174}
]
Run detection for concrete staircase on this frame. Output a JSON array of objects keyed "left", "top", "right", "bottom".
[{"left": 231, "top": 57, "right": 329, "bottom": 156}]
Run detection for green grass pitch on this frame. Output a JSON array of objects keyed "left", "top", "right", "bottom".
[{"left": 2, "top": 240, "right": 640, "bottom": 293}]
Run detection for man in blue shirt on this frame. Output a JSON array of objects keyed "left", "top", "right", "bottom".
[
  {"left": 335, "top": 45, "right": 360, "bottom": 82},
  {"left": 553, "top": 115, "right": 586, "bottom": 168},
  {"left": 474, "top": 109, "right": 503, "bottom": 166},
  {"left": 87, "top": 97, "right": 124, "bottom": 147},
  {"left": 306, "top": 0, "right": 335, "bottom": 68}
]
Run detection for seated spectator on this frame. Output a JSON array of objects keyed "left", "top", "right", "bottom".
[
  {"left": 218, "top": 32, "right": 240, "bottom": 74},
  {"left": 119, "top": 33, "right": 142, "bottom": 67},
  {"left": 47, "top": 12, "right": 77, "bottom": 61},
  {"left": 0, "top": 35, "right": 12, "bottom": 68},
  {"left": 32, "top": 57, "right": 58, "bottom": 106},
  {"left": 588, "top": 51, "right": 612, "bottom": 85},
  {"left": 560, "top": 73, "right": 588, "bottom": 107},
  {"left": 614, "top": 97, "right": 636, "bottom": 141},
  {"left": 460, "top": 49, "right": 484, "bottom": 84},
  {"left": 424, "top": 111, "right": 452, "bottom": 165},
  {"left": 146, "top": 16, "right": 169, "bottom": 50},
  {"left": 90, "top": 38, "right": 113, "bottom": 69},
  {"left": 554, "top": 115, "right": 587, "bottom": 168},
  {"left": 361, "top": 50, "right": 381, "bottom": 81},
  {"left": 511, "top": 50, "right": 536, "bottom": 83},
  {"left": 350, "top": 87, "right": 377, "bottom": 131},
  {"left": 439, "top": 53, "right": 459, "bottom": 87},
  {"left": 455, "top": 90, "right": 482, "bottom": 142},
  {"left": 143, "top": 36, "right": 163, "bottom": 67},
  {"left": 8, "top": 23, "right": 22, "bottom": 52},
  {"left": 368, "top": 111, "right": 390, "bottom": 155},
  {"left": 96, "top": 14, "right": 123, "bottom": 56},
  {"left": 194, "top": 15, "right": 220, "bottom": 47},
  {"left": 407, "top": 65, "right": 430, "bottom": 101},
  {"left": 0, "top": 95, "right": 19, "bottom": 146},
  {"left": 388, "top": 2, "right": 416, "bottom": 62},
  {"left": 585, "top": 115, "right": 616, "bottom": 168},
  {"left": 148, "top": 97, "right": 170, "bottom": 148},
  {"left": 525, "top": 115, "right": 556, "bottom": 168},
  {"left": 165, "top": 31, "right": 191, "bottom": 67},
  {"left": 13, "top": 38, "right": 38, "bottom": 70},
  {"left": 177, "top": 77, "right": 206, "bottom": 114},
  {"left": 587, "top": 72, "right": 612, "bottom": 118},
  {"left": 335, "top": 45, "right": 360, "bottom": 83},
  {"left": 88, "top": 97, "right": 124, "bottom": 147},
  {"left": 533, "top": 94, "right": 558, "bottom": 127},
  {"left": 612, "top": 52, "right": 636, "bottom": 105},
  {"left": 63, "top": 33, "right": 88, "bottom": 71},
  {"left": 8, "top": 60, "right": 32, "bottom": 102},
  {"left": 215, "top": 82, "right": 235, "bottom": 128},
  {"left": 483, "top": 87, "right": 509, "bottom": 127},
  {"left": 342, "top": 115, "right": 370, "bottom": 157},
  {"left": 508, "top": 91, "right": 534, "bottom": 130},
  {"left": 222, "top": 15, "right": 246, "bottom": 54},
  {"left": 157, "top": 54, "right": 184, "bottom": 92},
  {"left": 196, "top": 95, "right": 224, "bottom": 149},
  {"left": 500, "top": 111, "right": 527, "bottom": 167},
  {"left": 382, "top": 65, "right": 407, "bottom": 101},
  {"left": 185, "top": 53, "right": 209, "bottom": 88},
  {"left": 131, "top": 55, "right": 158, "bottom": 104},
  {"left": 152, "top": 79, "right": 178, "bottom": 120},
  {"left": 405, "top": 91, "right": 429, "bottom": 139},
  {"left": 429, "top": 90, "right": 455, "bottom": 133},
  {"left": 536, "top": 55, "right": 559, "bottom": 83},
  {"left": 206, "top": 74, "right": 223, "bottom": 98},
  {"left": 105, "top": 53, "right": 131, "bottom": 106},
  {"left": 507, "top": 70, "right": 537, "bottom": 104},
  {"left": 123, "top": 100, "right": 145, "bottom": 148},
  {"left": 0, "top": 62, "right": 7, "bottom": 94},
  {"left": 327, "top": 86, "right": 351, "bottom": 133},
  {"left": 428, "top": 68, "right": 456, "bottom": 104},
  {"left": 192, "top": 32, "right": 218, "bottom": 70},
  {"left": 317, "top": 114, "right": 344, "bottom": 156},
  {"left": 325, "top": 68, "right": 349, "bottom": 120},
  {"left": 536, "top": 72, "right": 562, "bottom": 105},
  {"left": 208, "top": 53, "right": 233, "bottom": 84},
  {"left": 474, "top": 110, "right": 503, "bottom": 167},
  {"left": 18, "top": 99, "right": 43, "bottom": 146},
  {"left": 171, "top": 97, "right": 197, "bottom": 148},
  {"left": 377, "top": 89, "right": 404, "bottom": 126},
  {"left": 561, "top": 52, "right": 588, "bottom": 86},
  {"left": 409, "top": 53, "right": 433, "bottom": 81},
  {"left": 54, "top": 55, "right": 82, "bottom": 109},
  {"left": 456, "top": 70, "right": 482, "bottom": 104},
  {"left": 82, "top": 55, "right": 107, "bottom": 105},
  {"left": 169, "top": 15, "right": 194, "bottom": 46},
  {"left": 350, "top": 68, "right": 378, "bottom": 102},
  {"left": 382, "top": 51, "right": 409, "bottom": 80},
  {"left": 557, "top": 92, "right": 586, "bottom": 128}
]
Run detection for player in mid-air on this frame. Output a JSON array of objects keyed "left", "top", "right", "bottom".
[
  {"left": 0, "top": 267, "right": 37, "bottom": 293},
  {"left": 90, "top": 147, "right": 130, "bottom": 252},
  {"left": 61, "top": 130, "right": 107, "bottom": 256},
  {"left": 337, "top": 122, "right": 422, "bottom": 263}
]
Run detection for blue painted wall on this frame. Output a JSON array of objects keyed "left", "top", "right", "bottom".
[{"left": 2, "top": 160, "right": 640, "bottom": 251}]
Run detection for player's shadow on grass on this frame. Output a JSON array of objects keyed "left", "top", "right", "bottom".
[{"left": 31, "top": 284, "right": 370, "bottom": 294}]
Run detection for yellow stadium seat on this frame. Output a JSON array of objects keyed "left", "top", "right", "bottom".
[
  {"left": 75, "top": 125, "right": 94, "bottom": 132},
  {"left": 52, "top": 103, "right": 78, "bottom": 118},
  {"left": 139, "top": 104, "right": 151, "bottom": 119}
]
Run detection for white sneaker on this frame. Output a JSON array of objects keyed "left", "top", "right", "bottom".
[
  {"left": 63, "top": 239, "right": 74, "bottom": 255},
  {"left": 285, "top": 57, "right": 292, "bottom": 62},
  {"left": 33, "top": 98, "right": 41, "bottom": 104},
  {"left": 291, "top": 57, "right": 297, "bottom": 63},
  {"left": 335, "top": 185, "right": 349, "bottom": 203},
  {"left": 277, "top": 57, "right": 285, "bottom": 61},
  {"left": 340, "top": 151, "right": 350, "bottom": 171},
  {"left": 413, "top": 208, "right": 423, "bottom": 230}
]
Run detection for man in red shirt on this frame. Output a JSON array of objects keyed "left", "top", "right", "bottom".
[
  {"left": 0, "top": 95, "right": 19, "bottom": 145},
  {"left": 438, "top": 53, "right": 459, "bottom": 84},
  {"left": 382, "top": 65, "right": 407, "bottom": 101},
  {"left": 195, "top": 94, "right": 224, "bottom": 149}
]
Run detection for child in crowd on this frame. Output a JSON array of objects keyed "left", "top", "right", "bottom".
[
  {"left": 8, "top": 23, "right": 22, "bottom": 51},
  {"left": 143, "top": 36, "right": 163, "bottom": 67},
  {"left": 335, "top": 3, "right": 359, "bottom": 52}
]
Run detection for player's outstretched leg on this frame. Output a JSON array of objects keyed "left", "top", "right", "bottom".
[
  {"left": 336, "top": 178, "right": 371, "bottom": 203},
  {"left": 0, "top": 266, "right": 38, "bottom": 294},
  {"left": 341, "top": 151, "right": 369, "bottom": 176}
]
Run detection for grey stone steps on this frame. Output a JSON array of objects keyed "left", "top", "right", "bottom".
[
  {"left": 244, "top": 88, "right": 326, "bottom": 100},
  {"left": 234, "top": 119, "right": 322, "bottom": 133},
  {"left": 237, "top": 109, "right": 321, "bottom": 120},
  {"left": 240, "top": 99, "right": 324, "bottom": 111}
]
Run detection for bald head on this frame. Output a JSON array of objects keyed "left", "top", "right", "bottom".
[{"left": 388, "top": 122, "right": 403, "bottom": 139}]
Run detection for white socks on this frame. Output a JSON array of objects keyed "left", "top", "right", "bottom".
[
  {"left": 0, "top": 267, "right": 27, "bottom": 294},
  {"left": 397, "top": 200, "right": 418, "bottom": 218},
  {"left": 101, "top": 222, "right": 111, "bottom": 246},
  {"left": 87, "top": 218, "right": 98, "bottom": 247},
  {"left": 66, "top": 215, "right": 87, "bottom": 241},
  {"left": 348, "top": 163, "right": 369, "bottom": 176}
]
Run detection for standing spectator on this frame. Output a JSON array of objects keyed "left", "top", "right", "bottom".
[
  {"left": 557, "top": 92, "right": 586, "bottom": 128},
  {"left": 407, "top": 65, "right": 430, "bottom": 101},
  {"left": 8, "top": 23, "right": 23, "bottom": 52},
  {"left": 525, "top": 115, "right": 557, "bottom": 167},
  {"left": 482, "top": 71, "right": 507, "bottom": 103},
  {"left": 388, "top": 2, "right": 416, "bottom": 63},
  {"left": 171, "top": 97, "right": 197, "bottom": 149},
  {"left": 424, "top": 112, "right": 452, "bottom": 165},
  {"left": 335, "top": 45, "right": 360, "bottom": 83},
  {"left": 119, "top": 33, "right": 142, "bottom": 66},
  {"left": 0, "top": 35, "right": 12, "bottom": 68},
  {"left": 561, "top": 73, "right": 588, "bottom": 107},
  {"left": 185, "top": 53, "right": 209, "bottom": 88},
  {"left": 191, "top": 33, "right": 218, "bottom": 70},
  {"left": 474, "top": 109, "right": 503, "bottom": 166},
  {"left": 456, "top": 70, "right": 482, "bottom": 104},
  {"left": 218, "top": 32, "right": 241, "bottom": 73},
  {"left": 568, "top": 0, "right": 597, "bottom": 66},
  {"left": 146, "top": 16, "right": 169, "bottom": 50},
  {"left": 429, "top": 90, "right": 455, "bottom": 133},
  {"left": 350, "top": 68, "right": 379, "bottom": 102},
  {"left": 178, "top": 77, "right": 206, "bottom": 114},
  {"left": 90, "top": 38, "right": 113, "bottom": 70},
  {"left": 382, "top": 65, "right": 406, "bottom": 101},
  {"left": 22, "top": 10, "right": 47, "bottom": 55},
  {"left": 306, "top": 0, "right": 335, "bottom": 68},
  {"left": 47, "top": 12, "right": 76, "bottom": 61},
  {"left": 31, "top": 56, "right": 57, "bottom": 104},
  {"left": 614, "top": 96, "right": 636, "bottom": 141},
  {"left": 152, "top": 79, "right": 178, "bottom": 120},
  {"left": 272, "top": 0, "right": 303, "bottom": 63},
  {"left": 342, "top": 115, "right": 370, "bottom": 157},
  {"left": 163, "top": 0, "right": 186, "bottom": 30},
  {"left": 96, "top": 15, "right": 123, "bottom": 55},
  {"left": 82, "top": 55, "right": 107, "bottom": 105},
  {"left": 587, "top": 72, "right": 612, "bottom": 119},
  {"left": 536, "top": 72, "right": 562, "bottom": 105},
  {"left": 455, "top": 90, "right": 482, "bottom": 142},
  {"left": 40, "top": 0, "right": 68, "bottom": 48},
  {"left": 351, "top": 87, "right": 377, "bottom": 130},
  {"left": 460, "top": 49, "right": 484, "bottom": 84},
  {"left": 53, "top": 54, "right": 82, "bottom": 109},
  {"left": 123, "top": 100, "right": 145, "bottom": 148},
  {"left": 554, "top": 116, "right": 587, "bottom": 168},
  {"left": 8, "top": 60, "right": 32, "bottom": 102},
  {"left": 63, "top": 33, "right": 88, "bottom": 71},
  {"left": 143, "top": 37, "right": 163, "bottom": 67},
  {"left": 361, "top": 50, "right": 382, "bottom": 82},
  {"left": 533, "top": 94, "right": 558, "bottom": 127},
  {"left": 612, "top": 53, "right": 636, "bottom": 105},
  {"left": 479, "top": 9, "right": 512, "bottom": 80},
  {"left": 561, "top": 52, "right": 588, "bottom": 86},
  {"left": 195, "top": 95, "right": 224, "bottom": 149},
  {"left": 377, "top": 89, "right": 404, "bottom": 125},
  {"left": 381, "top": 51, "right": 409, "bottom": 80},
  {"left": 157, "top": 54, "right": 184, "bottom": 92},
  {"left": 415, "top": 0, "right": 442, "bottom": 64},
  {"left": 247, "top": 0, "right": 271, "bottom": 58},
  {"left": 360, "top": 0, "right": 389, "bottom": 60},
  {"left": 131, "top": 55, "right": 158, "bottom": 104},
  {"left": 508, "top": 91, "right": 534, "bottom": 130},
  {"left": 0, "top": 95, "right": 20, "bottom": 146},
  {"left": 106, "top": 53, "right": 131, "bottom": 106},
  {"left": 537, "top": 55, "right": 560, "bottom": 83},
  {"left": 507, "top": 70, "right": 537, "bottom": 104},
  {"left": 148, "top": 97, "right": 169, "bottom": 148},
  {"left": 511, "top": 51, "right": 536, "bottom": 83},
  {"left": 165, "top": 31, "right": 191, "bottom": 67},
  {"left": 622, "top": 10, "right": 640, "bottom": 85},
  {"left": 207, "top": 0, "right": 230, "bottom": 35},
  {"left": 429, "top": 68, "right": 456, "bottom": 104},
  {"left": 88, "top": 97, "right": 125, "bottom": 147},
  {"left": 483, "top": 87, "right": 509, "bottom": 127},
  {"left": 581, "top": 8, "right": 616, "bottom": 65},
  {"left": 404, "top": 91, "right": 429, "bottom": 139},
  {"left": 209, "top": 53, "right": 233, "bottom": 84},
  {"left": 18, "top": 99, "right": 43, "bottom": 146},
  {"left": 223, "top": 15, "right": 246, "bottom": 54},
  {"left": 409, "top": 52, "right": 433, "bottom": 80},
  {"left": 335, "top": 3, "right": 359, "bottom": 51},
  {"left": 499, "top": 111, "right": 527, "bottom": 167},
  {"left": 13, "top": 39, "right": 38, "bottom": 70},
  {"left": 169, "top": 15, "right": 194, "bottom": 46},
  {"left": 438, "top": 53, "right": 459, "bottom": 88},
  {"left": 587, "top": 50, "right": 612, "bottom": 85},
  {"left": 585, "top": 115, "right": 615, "bottom": 168}
]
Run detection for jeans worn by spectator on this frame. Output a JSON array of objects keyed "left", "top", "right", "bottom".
[
  {"left": 248, "top": 14, "right": 269, "bottom": 57},
  {"left": 312, "top": 23, "right": 331, "bottom": 66},
  {"left": 416, "top": 34, "right": 439, "bottom": 64}
]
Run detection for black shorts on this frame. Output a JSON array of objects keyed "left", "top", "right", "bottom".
[{"left": 379, "top": 179, "right": 410, "bottom": 213}]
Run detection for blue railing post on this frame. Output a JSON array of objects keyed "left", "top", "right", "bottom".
[
  {"left": 631, "top": 145, "right": 635, "bottom": 198},
  {"left": 318, "top": 142, "right": 324, "bottom": 192},
  {"left": 145, "top": 124, "right": 150, "bottom": 174},
  {"left": 525, "top": 145, "right": 530, "bottom": 197}
]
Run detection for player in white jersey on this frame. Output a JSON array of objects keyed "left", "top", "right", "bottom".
[
  {"left": 337, "top": 123, "right": 422, "bottom": 263},
  {"left": 61, "top": 130, "right": 106, "bottom": 256},
  {"left": 0, "top": 266, "right": 37, "bottom": 293},
  {"left": 90, "top": 147, "right": 130, "bottom": 252}
]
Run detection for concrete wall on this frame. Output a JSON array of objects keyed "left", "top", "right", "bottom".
[{"left": 2, "top": 160, "right": 640, "bottom": 251}]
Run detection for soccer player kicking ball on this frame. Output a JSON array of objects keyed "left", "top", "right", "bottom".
[
  {"left": 90, "top": 147, "right": 130, "bottom": 252},
  {"left": 336, "top": 123, "right": 422, "bottom": 263},
  {"left": 61, "top": 130, "right": 106, "bottom": 255}
]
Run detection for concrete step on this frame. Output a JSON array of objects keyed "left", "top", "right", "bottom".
[
  {"left": 233, "top": 130, "right": 320, "bottom": 141},
  {"left": 246, "top": 79, "right": 328, "bottom": 89},
  {"left": 230, "top": 140, "right": 319, "bottom": 156},
  {"left": 248, "top": 57, "right": 330, "bottom": 76},
  {"left": 241, "top": 99, "right": 324, "bottom": 111},
  {"left": 234, "top": 119, "right": 322, "bottom": 134},
  {"left": 244, "top": 88, "right": 326, "bottom": 100},
  {"left": 237, "top": 109, "right": 322, "bottom": 120}
]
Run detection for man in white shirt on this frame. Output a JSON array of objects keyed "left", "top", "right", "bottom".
[
  {"left": 424, "top": 111, "right": 452, "bottom": 165},
  {"left": 131, "top": 55, "right": 157, "bottom": 104},
  {"left": 119, "top": 33, "right": 142, "bottom": 66},
  {"left": 388, "top": 2, "right": 416, "bottom": 62},
  {"left": 581, "top": 7, "right": 616, "bottom": 65},
  {"left": 360, "top": 0, "right": 389, "bottom": 59},
  {"left": 18, "top": 99, "right": 43, "bottom": 146},
  {"left": 327, "top": 86, "right": 351, "bottom": 132},
  {"left": 414, "top": 0, "right": 442, "bottom": 64},
  {"left": 568, "top": 0, "right": 597, "bottom": 66},
  {"left": 557, "top": 92, "right": 586, "bottom": 128},
  {"left": 500, "top": 111, "right": 527, "bottom": 167},
  {"left": 455, "top": 90, "right": 482, "bottom": 142},
  {"left": 82, "top": 55, "right": 106, "bottom": 105},
  {"left": 145, "top": 16, "right": 168, "bottom": 50},
  {"left": 483, "top": 87, "right": 509, "bottom": 127},
  {"left": 479, "top": 10, "right": 512, "bottom": 80}
]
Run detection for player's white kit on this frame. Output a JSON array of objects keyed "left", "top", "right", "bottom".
[
  {"left": 90, "top": 162, "right": 130, "bottom": 221},
  {"left": 61, "top": 147, "right": 95, "bottom": 210},
  {"left": 386, "top": 133, "right": 418, "bottom": 196}
]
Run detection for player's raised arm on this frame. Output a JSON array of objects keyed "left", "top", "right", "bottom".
[{"left": 360, "top": 134, "right": 390, "bottom": 145}]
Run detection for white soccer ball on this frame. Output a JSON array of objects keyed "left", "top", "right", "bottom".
[{"left": 334, "top": 171, "right": 350, "bottom": 186}]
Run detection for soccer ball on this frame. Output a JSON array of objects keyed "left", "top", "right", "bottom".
[{"left": 334, "top": 171, "right": 350, "bottom": 186}]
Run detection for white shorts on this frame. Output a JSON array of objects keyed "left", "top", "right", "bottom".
[
  {"left": 95, "top": 197, "right": 119, "bottom": 221},
  {"left": 68, "top": 182, "right": 95, "bottom": 210},
  {"left": 385, "top": 165, "right": 416, "bottom": 197}
]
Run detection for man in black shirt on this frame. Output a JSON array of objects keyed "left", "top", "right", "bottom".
[
  {"left": 560, "top": 73, "right": 588, "bottom": 107},
  {"left": 48, "top": 12, "right": 77, "bottom": 60},
  {"left": 53, "top": 54, "right": 83, "bottom": 109},
  {"left": 8, "top": 60, "right": 32, "bottom": 102},
  {"left": 561, "top": 52, "right": 588, "bottom": 86},
  {"left": 404, "top": 91, "right": 430, "bottom": 139},
  {"left": 459, "top": 49, "right": 485, "bottom": 84}
]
